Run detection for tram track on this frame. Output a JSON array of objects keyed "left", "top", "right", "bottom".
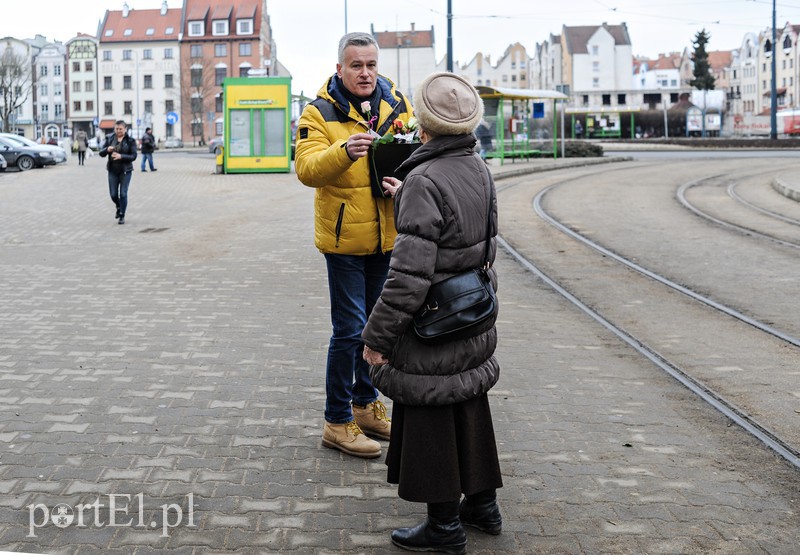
[{"left": 495, "top": 160, "right": 800, "bottom": 471}]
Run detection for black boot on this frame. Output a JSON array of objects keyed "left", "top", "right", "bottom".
[
  {"left": 459, "top": 489, "right": 502, "bottom": 535},
  {"left": 391, "top": 501, "right": 467, "bottom": 554}
]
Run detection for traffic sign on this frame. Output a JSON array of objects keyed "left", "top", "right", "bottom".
[{"left": 166, "top": 111, "right": 179, "bottom": 125}]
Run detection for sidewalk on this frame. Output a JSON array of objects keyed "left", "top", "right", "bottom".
[{"left": 0, "top": 155, "right": 798, "bottom": 553}]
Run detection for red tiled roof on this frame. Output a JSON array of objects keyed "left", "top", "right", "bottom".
[
  {"left": 373, "top": 28, "right": 434, "bottom": 49},
  {"left": 183, "top": 0, "right": 261, "bottom": 38},
  {"left": 99, "top": 8, "right": 181, "bottom": 43},
  {"left": 707, "top": 50, "right": 733, "bottom": 71}
]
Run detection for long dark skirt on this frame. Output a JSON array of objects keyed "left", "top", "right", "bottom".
[{"left": 386, "top": 393, "right": 503, "bottom": 503}]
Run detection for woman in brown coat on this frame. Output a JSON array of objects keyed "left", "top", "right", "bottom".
[{"left": 362, "top": 72, "right": 502, "bottom": 554}]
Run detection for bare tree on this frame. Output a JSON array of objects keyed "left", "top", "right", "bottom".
[
  {"left": 0, "top": 43, "right": 32, "bottom": 133},
  {"left": 180, "top": 49, "right": 219, "bottom": 146}
]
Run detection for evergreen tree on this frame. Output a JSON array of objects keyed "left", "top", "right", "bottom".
[{"left": 690, "top": 29, "right": 716, "bottom": 90}]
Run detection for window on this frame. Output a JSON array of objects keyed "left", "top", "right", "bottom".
[
  {"left": 591, "top": 45, "right": 599, "bottom": 55},
  {"left": 41, "top": 105, "right": 49, "bottom": 116},
  {"left": 144, "top": 100, "right": 153, "bottom": 114},
  {"left": 54, "top": 65, "right": 61, "bottom": 76},
  {"left": 617, "top": 94, "right": 626, "bottom": 105},
  {"left": 237, "top": 19, "right": 253, "bottom": 35},
  {"left": 143, "top": 49, "right": 152, "bottom": 60},
  {"left": 85, "top": 81, "right": 94, "bottom": 92},
  {"left": 189, "top": 21, "right": 204, "bottom": 36},
  {"left": 40, "top": 84, "right": 48, "bottom": 96},
  {"left": 74, "top": 101, "right": 81, "bottom": 111},
  {"left": 166, "top": 26, "right": 174, "bottom": 35},
  {"left": 602, "top": 94, "right": 611, "bottom": 106},
  {"left": 86, "top": 100, "right": 94, "bottom": 111},
  {"left": 501, "top": 74, "right": 508, "bottom": 82},
  {"left": 123, "top": 50, "right": 132, "bottom": 61},
  {"left": 592, "top": 61, "right": 599, "bottom": 72},
  {"left": 85, "top": 61, "right": 93, "bottom": 71},
  {"left": 670, "top": 79, "right": 677, "bottom": 86},
  {"left": 520, "top": 73, "right": 526, "bottom": 81},
  {"left": 104, "top": 76, "right": 112, "bottom": 89},
  {"left": 215, "top": 44, "right": 227, "bottom": 57},
  {"left": 215, "top": 66, "right": 227, "bottom": 86},
  {"left": 40, "top": 65, "right": 48, "bottom": 77},
  {"left": 146, "top": 28, "right": 155, "bottom": 36},
  {"left": 164, "top": 48, "right": 173, "bottom": 59},
  {"left": 511, "top": 75, "right": 517, "bottom": 82},
  {"left": 215, "top": 95, "right": 223, "bottom": 112},
  {"left": 239, "top": 42, "right": 252, "bottom": 56},
  {"left": 54, "top": 85, "right": 62, "bottom": 96},
  {"left": 55, "top": 105, "right": 62, "bottom": 117},
  {"left": 123, "top": 29, "right": 133, "bottom": 37},
  {"left": 144, "top": 75, "right": 152, "bottom": 88},
  {"left": 73, "top": 82, "right": 81, "bottom": 92},
  {"left": 784, "top": 35, "right": 792, "bottom": 50},
  {"left": 670, "top": 93, "right": 679, "bottom": 103},
  {"left": 191, "top": 97, "right": 203, "bottom": 113},
  {"left": 582, "top": 94, "right": 589, "bottom": 105},
  {"left": 511, "top": 61, "right": 516, "bottom": 69},
  {"left": 239, "top": 65, "right": 250, "bottom": 77},
  {"left": 165, "top": 100, "right": 174, "bottom": 112},
  {"left": 213, "top": 20, "right": 229, "bottom": 36},
  {"left": 592, "top": 77, "right": 599, "bottom": 87},
  {"left": 190, "top": 45, "right": 203, "bottom": 58},
  {"left": 124, "top": 101, "right": 132, "bottom": 114},
  {"left": 73, "top": 61, "right": 80, "bottom": 72},
  {"left": 191, "top": 68, "right": 202, "bottom": 87},
  {"left": 104, "top": 30, "right": 113, "bottom": 37},
  {"left": 123, "top": 76, "right": 132, "bottom": 89},
  {"left": 165, "top": 74, "right": 174, "bottom": 88}
]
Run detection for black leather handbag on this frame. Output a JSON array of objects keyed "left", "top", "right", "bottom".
[{"left": 412, "top": 164, "right": 497, "bottom": 344}]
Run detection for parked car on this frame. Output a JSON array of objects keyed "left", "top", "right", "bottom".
[
  {"left": 208, "top": 136, "right": 223, "bottom": 155},
  {"left": 0, "top": 133, "right": 67, "bottom": 164},
  {"left": 0, "top": 137, "right": 60, "bottom": 170},
  {"left": 0, "top": 153, "right": 6, "bottom": 172},
  {"left": 163, "top": 137, "right": 183, "bottom": 148}
]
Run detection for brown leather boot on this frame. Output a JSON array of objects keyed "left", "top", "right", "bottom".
[
  {"left": 322, "top": 421, "right": 381, "bottom": 458},
  {"left": 352, "top": 400, "right": 391, "bottom": 440}
]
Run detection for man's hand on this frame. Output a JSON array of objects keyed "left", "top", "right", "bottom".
[
  {"left": 363, "top": 345, "right": 388, "bottom": 366},
  {"left": 345, "top": 132, "right": 375, "bottom": 160}
]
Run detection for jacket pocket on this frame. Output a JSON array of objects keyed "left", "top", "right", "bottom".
[{"left": 334, "top": 203, "right": 345, "bottom": 248}]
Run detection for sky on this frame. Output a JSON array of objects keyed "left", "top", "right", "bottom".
[{"left": 3, "top": 0, "right": 800, "bottom": 96}]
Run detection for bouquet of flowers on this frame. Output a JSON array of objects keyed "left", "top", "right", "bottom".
[{"left": 359, "top": 102, "right": 422, "bottom": 198}]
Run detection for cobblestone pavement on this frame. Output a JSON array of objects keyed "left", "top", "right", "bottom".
[{"left": 0, "top": 152, "right": 798, "bottom": 554}]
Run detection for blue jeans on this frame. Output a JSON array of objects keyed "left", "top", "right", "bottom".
[
  {"left": 140, "top": 152, "right": 155, "bottom": 171},
  {"left": 108, "top": 171, "right": 132, "bottom": 216},
  {"left": 323, "top": 252, "right": 391, "bottom": 423}
]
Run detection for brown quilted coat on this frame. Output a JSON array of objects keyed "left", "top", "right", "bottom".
[{"left": 361, "top": 133, "right": 500, "bottom": 406}]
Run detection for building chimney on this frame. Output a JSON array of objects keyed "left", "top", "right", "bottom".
[
  {"left": 410, "top": 22, "right": 415, "bottom": 32},
  {"left": 161, "top": 0, "right": 168, "bottom": 15},
  {"left": 123, "top": 2, "right": 130, "bottom": 17}
]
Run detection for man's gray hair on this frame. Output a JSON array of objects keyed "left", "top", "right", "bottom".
[{"left": 337, "top": 32, "right": 379, "bottom": 64}]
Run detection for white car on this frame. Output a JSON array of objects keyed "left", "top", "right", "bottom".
[
  {"left": 0, "top": 133, "right": 67, "bottom": 164},
  {"left": 0, "top": 153, "right": 6, "bottom": 172}
]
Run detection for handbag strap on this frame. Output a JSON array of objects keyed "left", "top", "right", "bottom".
[{"left": 479, "top": 159, "right": 494, "bottom": 268}]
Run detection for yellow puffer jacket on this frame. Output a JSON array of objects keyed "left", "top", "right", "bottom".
[{"left": 295, "top": 75, "right": 414, "bottom": 255}]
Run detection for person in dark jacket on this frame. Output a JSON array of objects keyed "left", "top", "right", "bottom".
[
  {"left": 362, "top": 72, "right": 502, "bottom": 554},
  {"left": 99, "top": 120, "right": 137, "bottom": 225},
  {"left": 140, "top": 127, "right": 157, "bottom": 172}
]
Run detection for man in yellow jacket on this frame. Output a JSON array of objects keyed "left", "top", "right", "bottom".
[{"left": 295, "top": 32, "right": 414, "bottom": 458}]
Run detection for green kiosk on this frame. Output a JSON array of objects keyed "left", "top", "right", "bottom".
[{"left": 220, "top": 77, "right": 292, "bottom": 173}]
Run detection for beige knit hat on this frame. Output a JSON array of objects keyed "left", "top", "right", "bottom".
[{"left": 414, "top": 72, "right": 484, "bottom": 136}]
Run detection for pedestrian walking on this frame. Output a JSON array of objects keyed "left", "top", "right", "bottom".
[
  {"left": 294, "top": 32, "right": 414, "bottom": 459},
  {"left": 362, "top": 72, "right": 503, "bottom": 554},
  {"left": 574, "top": 120, "right": 584, "bottom": 139},
  {"left": 75, "top": 129, "right": 89, "bottom": 166},
  {"left": 140, "top": 127, "right": 157, "bottom": 172},
  {"left": 99, "top": 120, "right": 137, "bottom": 225}
]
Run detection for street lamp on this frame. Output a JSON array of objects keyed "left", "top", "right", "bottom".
[{"left": 770, "top": 0, "right": 777, "bottom": 140}]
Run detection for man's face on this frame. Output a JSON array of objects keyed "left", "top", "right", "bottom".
[{"left": 337, "top": 44, "right": 378, "bottom": 98}]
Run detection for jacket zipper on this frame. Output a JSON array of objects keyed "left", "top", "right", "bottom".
[{"left": 335, "top": 203, "right": 345, "bottom": 248}]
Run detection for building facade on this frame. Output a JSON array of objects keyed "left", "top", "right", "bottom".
[
  {"left": 32, "top": 40, "right": 67, "bottom": 141},
  {"left": 97, "top": 2, "right": 182, "bottom": 141},
  {"left": 66, "top": 35, "right": 99, "bottom": 139},
  {"left": 372, "top": 23, "right": 435, "bottom": 101}
]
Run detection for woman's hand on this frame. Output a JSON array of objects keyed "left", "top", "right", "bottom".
[
  {"left": 382, "top": 176, "right": 402, "bottom": 198},
  {"left": 363, "top": 345, "right": 388, "bottom": 366}
]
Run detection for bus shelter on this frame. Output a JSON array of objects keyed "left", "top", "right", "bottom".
[{"left": 476, "top": 86, "right": 568, "bottom": 164}]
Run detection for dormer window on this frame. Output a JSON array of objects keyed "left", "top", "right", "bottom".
[
  {"left": 783, "top": 35, "right": 792, "bottom": 51},
  {"left": 188, "top": 21, "right": 204, "bottom": 36},
  {"left": 165, "top": 26, "right": 174, "bottom": 34},
  {"left": 213, "top": 20, "right": 229, "bottom": 36},
  {"left": 146, "top": 28, "right": 155, "bottom": 36},
  {"left": 123, "top": 29, "right": 133, "bottom": 36},
  {"left": 765, "top": 39, "right": 772, "bottom": 57},
  {"left": 104, "top": 30, "right": 113, "bottom": 37},
  {"left": 237, "top": 19, "right": 253, "bottom": 35}
]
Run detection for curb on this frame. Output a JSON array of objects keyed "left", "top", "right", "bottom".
[
  {"left": 772, "top": 176, "right": 800, "bottom": 202},
  {"left": 490, "top": 156, "right": 634, "bottom": 181}
]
